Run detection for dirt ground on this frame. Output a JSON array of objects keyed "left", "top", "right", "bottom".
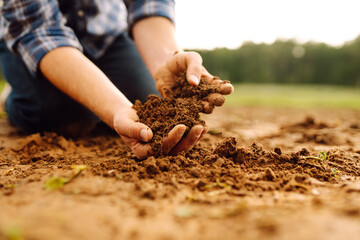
[{"left": 0, "top": 106, "right": 360, "bottom": 240}]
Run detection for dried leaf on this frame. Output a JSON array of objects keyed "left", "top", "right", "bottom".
[{"left": 44, "top": 176, "right": 68, "bottom": 190}]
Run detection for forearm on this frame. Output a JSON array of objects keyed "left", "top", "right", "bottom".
[
  {"left": 39, "top": 47, "right": 132, "bottom": 128},
  {"left": 132, "top": 16, "right": 181, "bottom": 76}
]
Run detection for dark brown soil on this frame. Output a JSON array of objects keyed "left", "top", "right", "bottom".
[
  {"left": 91, "top": 135, "right": 359, "bottom": 195},
  {"left": 131, "top": 75, "right": 357, "bottom": 191},
  {"left": 1, "top": 106, "right": 360, "bottom": 240},
  {"left": 133, "top": 73, "right": 219, "bottom": 155}
]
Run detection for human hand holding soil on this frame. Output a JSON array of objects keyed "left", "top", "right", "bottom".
[
  {"left": 112, "top": 107, "right": 153, "bottom": 159},
  {"left": 113, "top": 105, "right": 206, "bottom": 159},
  {"left": 117, "top": 51, "right": 234, "bottom": 159},
  {"left": 133, "top": 52, "right": 234, "bottom": 158},
  {"left": 154, "top": 51, "right": 234, "bottom": 113},
  {"left": 129, "top": 19, "right": 234, "bottom": 158}
]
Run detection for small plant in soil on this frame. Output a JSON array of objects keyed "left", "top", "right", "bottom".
[
  {"left": 304, "top": 151, "right": 328, "bottom": 162},
  {"left": 332, "top": 168, "right": 340, "bottom": 178},
  {"left": 4, "top": 224, "right": 24, "bottom": 240},
  {"left": 205, "top": 179, "right": 232, "bottom": 189},
  {"left": 319, "top": 152, "right": 327, "bottom": 161},
  {"left": 44, "top": 165, "right": 87, "bottom": 190}
]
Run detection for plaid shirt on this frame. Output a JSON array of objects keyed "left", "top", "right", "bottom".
[{"left": 0, "top": 0, "right": 175, "bottom": 75}]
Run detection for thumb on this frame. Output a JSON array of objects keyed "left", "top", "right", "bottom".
[
  {"left": 167, "top": 52, "right": 203, "bottom": 86},
  {"left": 185, "top": 52, "right": 203, "bottom": 86},
  {"left": 115, "top": 120, "right": 153, "bottom": 142}
]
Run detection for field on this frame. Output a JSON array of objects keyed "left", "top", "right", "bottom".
[
  {"left": 227, "top": 83, "right": 360, "bottom": 109},
  {"left": 0, "top": 85, "right": 360, "bottom": 240}
]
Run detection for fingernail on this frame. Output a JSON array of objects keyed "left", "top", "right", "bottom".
[
  {"left": 177, "top": 126, "right": 186, "bottom": 137},
  {"left": 189, "top": 74, "right": 200, "bottom": 85},
  {"left": 195, "top": 128, "right": 202, "bottom": 137},
  {"left": 140, "top": 129, "right": 149, "bottom": 141}
]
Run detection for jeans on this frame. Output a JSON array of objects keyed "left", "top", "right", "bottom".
[{"left": 0, "top": 33, "right": 158, "bottom": 133}]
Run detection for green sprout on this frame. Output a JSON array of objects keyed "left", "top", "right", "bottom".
[
  {"left": 73, "top": 189, "right": 81, "bottom": 195},
  {"left": 4, "top": 224, "right": 24, "bottom": 240},
  {"left": 207, "top": 129, "right": 222, "bottom": 136},
  {"left": 303, "top": 152, "right": 341, "bottom": 179},
  {"left": 70, "top": 165, "right": 87, "bottom": 179},
  {"left": 332, "top": 168, "right": 340, "bottom": 178},
  {"left": 304, "top": 151, "right": 327, "bottom": 162},
  {"left": 205, "top": 179, "right": 232, "bottom": 189},
  {"left": 174, "top": 207, "right": 198, "bottom": 218},
  {"left": 44, "top": 165, "right": 87, "bottom": 190},
  {"left": 186, "top": 194, "right": 198, "bottom": 202},
  {"left": 318, "top": 152, "right": 327, "bottom": 161},
  {"left": 44, "top": 177, "right": 68, "bottom": 190}
]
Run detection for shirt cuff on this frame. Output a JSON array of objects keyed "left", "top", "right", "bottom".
[{"left": 127, "top": 0, "right": 176, "bottom": 31}]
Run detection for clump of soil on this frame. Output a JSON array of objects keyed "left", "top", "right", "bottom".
[
  {"left": 282, "top": 116, "right": 330, "bottom": 130},
  {"left": 133, "top": 73, "right": 221, "bottom": 155},
  {"left": 89, "top": 136, "right": 360, "bottom": 195}
]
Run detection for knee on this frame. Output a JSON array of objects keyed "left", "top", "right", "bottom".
[
  {"left": 5, "top": 96, "right": 43, "bottom": 133},
  {"left": 6, "top": 95, "right": 97, "bottom": 134}
]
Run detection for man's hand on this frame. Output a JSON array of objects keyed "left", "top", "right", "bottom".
[
  {"left": 154, "top": 51, "right": 234, "bottom": 113},
  {"left": 148, "top": 51, "right": 233, "bottom": 157},
  {"left": 113, "top": 107, "right": 207, "bottom": 159},
  {"left": 132, "top": 17, "right": 233, "bottom": 157}
]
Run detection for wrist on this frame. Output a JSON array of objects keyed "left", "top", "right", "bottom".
[
  {"left": 108, "top": 100, "right": 133, "bottom": 128},
  {"left": 132, "top": 16, "right": 181, "bottom": 77}
]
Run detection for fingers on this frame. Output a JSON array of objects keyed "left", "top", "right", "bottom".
[
  {"left": 185, "top": 52, "right": 203, "bottom": 86},
  {"left": 121, "top": 123, "right": 208, "bottom": 159},
  {"left": 121, "top": 136, "right": 153, "bottom": 160},
  {"left": 201, "top": 94, "right": 225, "bottom": 113},
  {"left": 207, "top": 93, "right": 225, "bottom": 106},
  {"left": 200, "top": 126, "right": 209, "bottom": 139},
  {"left": 114, "top": 119, "right": 153, "bottom": 142},
  {"left": 161, "top": 124, "right": 187, "bottom": 154},
  {"left": 201, "top": 71, "right": 234, "bottom": 95},
  {"left": 201, "top": 101, "right": 215, "bottom": 114},
  {"left": 219, "top": 83, "right": 234, "bottom": 95},
  {"left": 126, "top": 122, "right": 152, "bottom": 142},
  {"left": 167, "top": 52, "right": 203, "bottom": 86},
  {"left": 170, "top": 125, "right": 205, "bottom": 155},
  {"left": 207, "top": 77, "right": 234, "bottom": 95}
]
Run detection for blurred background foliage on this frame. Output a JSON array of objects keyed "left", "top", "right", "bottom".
[{"left": 195, "top": 35, "right": 360, "bottom": 87}]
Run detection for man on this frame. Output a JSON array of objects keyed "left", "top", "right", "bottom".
[{"left": 0, "top": 0, "right": 233, "bottom": 159}]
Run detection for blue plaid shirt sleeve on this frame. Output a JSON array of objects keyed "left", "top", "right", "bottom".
[
  {"left": 126, "top": 0, "right": 176, "bottom": 30},
  {"left": 1, "top": 0, "right": 83, "bottom": 75}
]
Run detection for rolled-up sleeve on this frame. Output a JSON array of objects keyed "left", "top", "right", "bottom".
[
  {"left": 1, "top": 0, "right": 83, "bottom": 75},
  {"left": 126, "top": 0, "right": 175, "bottom": 29}
]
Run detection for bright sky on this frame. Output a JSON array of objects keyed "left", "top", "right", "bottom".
[{"left": 175, "top": 0, "right": 360, "bottom": 50}]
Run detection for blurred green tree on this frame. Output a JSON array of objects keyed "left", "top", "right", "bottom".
[{"left": 196, "top": 35, "right": 360, "bottom": 86}]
